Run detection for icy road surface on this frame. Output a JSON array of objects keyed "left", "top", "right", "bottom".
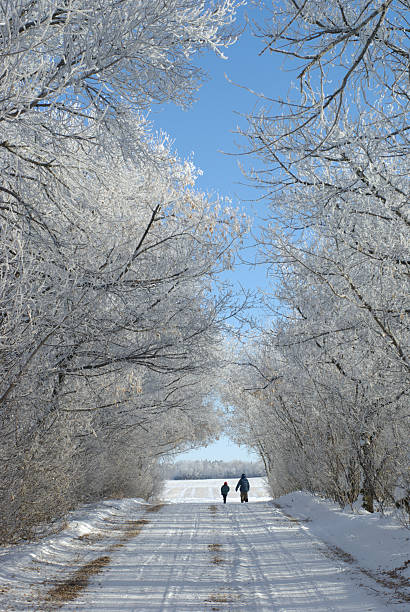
[{"left": 54, "top": 478, "right": 395, "bottom": 611}]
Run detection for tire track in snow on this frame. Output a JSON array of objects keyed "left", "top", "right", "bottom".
[
  {"left": 217, "top": 503, "right": 279, "bottom": 610},
  {"left": 157, "top": 503, "right": 198, "bottom": 609},
  {"left": 208, "top": 500, "right": 387, "bottom": 612},
  {"left": 227, "top": 503, "right": 337, "bottom": 611},
  {"left": 225, "top": 502, "right": 283, "bottom": 610}
]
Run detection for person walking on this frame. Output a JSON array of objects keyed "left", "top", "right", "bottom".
[
  {"left": 235, "top": 473, "right": 250, "bottom": 503},
  {"left": 221, "top": 481, "right": 230, "bottom": 504}
]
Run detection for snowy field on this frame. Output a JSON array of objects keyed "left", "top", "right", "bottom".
[
  {"left": 0, "top": 479, "right": 408, "bottom": 611},
  {"left": 163, "top": 476, "right": 271, "bottom": 503}
]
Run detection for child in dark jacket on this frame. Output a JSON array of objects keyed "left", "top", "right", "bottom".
[{"left": 221, "top": 482, "right": 230, "bottom": 504}]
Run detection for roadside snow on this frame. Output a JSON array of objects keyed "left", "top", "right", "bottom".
[
  {"left": 275, "top": 491, "right": 410, "bottom": 586},
  {"left": 0, "top": 498, "right": 148, "bottom": 610},
  {"left": 0, "top": 479, "right": 408, "bottom": 611}
]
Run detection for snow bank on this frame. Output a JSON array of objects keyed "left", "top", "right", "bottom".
[
  {"left": 0, "top": 497, "right": 147, "bottom": 609},
  {"left": 275, "top": 491, "right": 410, "bottom": 579}
]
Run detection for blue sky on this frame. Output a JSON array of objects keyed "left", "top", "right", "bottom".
[
  {"left": 176, "top": 434, "right": 259, "bottom": 462},
  {"left": 150, "top": 5, "right": 293, "bottom": 462},
  {"left": 149, "top": 4, "right": 294, "bottom": 299}
]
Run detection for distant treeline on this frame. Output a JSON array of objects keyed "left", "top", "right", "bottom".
[{"left": 163, "top": 459, "right": 265, "bottom": 480}]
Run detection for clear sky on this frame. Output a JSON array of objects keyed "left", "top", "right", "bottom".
[
  {"left": 150, "top": 5, "right": 293, "bottom": 463},
  {"left": 149, "top": 4, "right": 294, "bottom": 299},
  {"left": 176, "top": 434, "right": 259, "bottom": 462}
]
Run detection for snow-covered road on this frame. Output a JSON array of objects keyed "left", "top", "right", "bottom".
[
  {"left": 57, "top": 479, "right": 394, "bottom": 611},
  {"left": 1, "top": 478, "right": 407, "bottom": 611}
]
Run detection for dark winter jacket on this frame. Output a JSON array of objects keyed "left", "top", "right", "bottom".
[
  {"left": 235, "top": 474, "right": 250, "bottom": 493},
  {"left": 221, "top": 484, "right": 230, "bottom": 496}
]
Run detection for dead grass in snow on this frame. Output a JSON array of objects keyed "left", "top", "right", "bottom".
[
  {"left": 205, "top": 592, "right": 238, "bottom": 603},
  {"left": 76, "top": 532, "right": 105, "bottom": 543},
  {"left": 43, "top": 511, "right": 152, "bottom": 605},
  {"left": 121, "top": 518, "right": 149, "bottom": 539},
  {"left": 146, "top": 503, "right": 165, "bottom": 513},
  {"left": 46, "top": 555, "right": 111, "bottom": 603},
  {"left": 324, "top": 543, "right": 410, "bottom": 603},
  {"left": 211, "top": 556, "right": 224, "bottom": 564}
]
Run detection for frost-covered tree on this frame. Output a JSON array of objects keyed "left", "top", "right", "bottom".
[
  {"left": 164, "top": 458, "right": 265, "bottom": 480},
  {"left": 0, "top": 127, "right": 248, "bottom": 539},
  {"left": 1, "top": 0, "right": 243, "bottom": 241},
  {"left": 0, "top": 0, "right": 247, "bottom": 541},
  {"left": 228, "top": 0, "right": 409, "bottom": 514}
]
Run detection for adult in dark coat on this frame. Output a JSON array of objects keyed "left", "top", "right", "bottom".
[
  {"left": 221, "top": 481, "right": 230, "bottom": 504},
  {"left": 235, "top": 473, "right": 250, "bottom": 502}
]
